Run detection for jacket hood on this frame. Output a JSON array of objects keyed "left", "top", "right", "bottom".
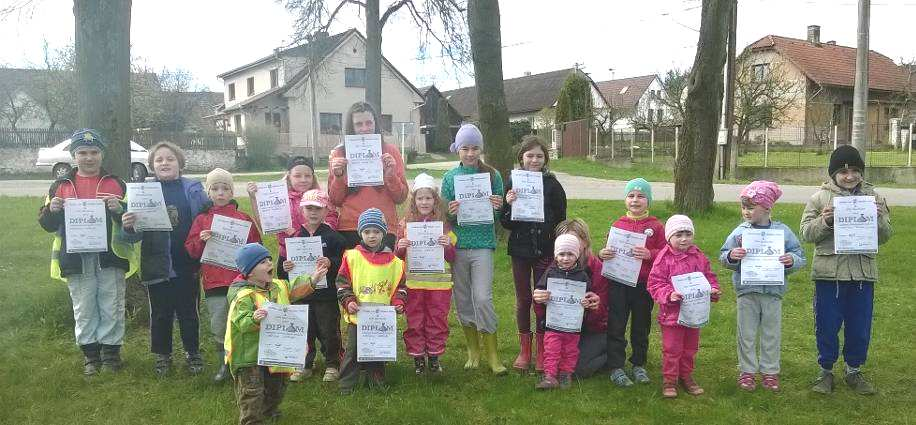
[{"left": 821, "top": 179, "right": 875, "bottom": 196}]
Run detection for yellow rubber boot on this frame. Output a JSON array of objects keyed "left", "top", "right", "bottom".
[
  {"left": 481, "top": 332, "right": 508, "bottom": 376},
  {"left": 462, "top": 326, "right": 481, "bottom": 370}
]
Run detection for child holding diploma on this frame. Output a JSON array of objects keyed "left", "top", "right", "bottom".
[
  {"left": 597, "top": 178, "right": 666, "bottom": 387},
  {"left": 531, "top": 234, "right": 599, "bottom": 390},
  {"left": 647, "top": 215, "right": 721, "bottom": 398},
  {"left": 800, "top": 146, "right": 892, "bottom": 395},
  {"left": 500, "top": 135, "right": 567, "bottom": 373},
  {"left": 395, "top": 173, "right": 458, "bottom": 375},
  {"left": 285, "top": 189, "right": 346, "bottom": 382},
  {"left": 336, "top": 208, "right": 407, "bottom": 394},
  {"left": 185, "top": 168, "right": 262, "bottom": 383},
  {"left": 720, "top": 180, "right": 805, "bottom": 392},
  {"left": 226, "top": 243, "right": 327, "bottom": 425}
]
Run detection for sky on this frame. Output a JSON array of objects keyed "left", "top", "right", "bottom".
[{"left": 2, "top": 0, "right": 915, "bottom": 93}]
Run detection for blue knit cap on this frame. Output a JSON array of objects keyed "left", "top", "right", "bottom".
[
  {"left": 357, "top": 208, "right": 387, "bottom": 234},
  {"left": 69, "top": 128, "right": 106, "bottom": 154},
  {"left": 236, "top": 243, "right": 271, "bottom": 276},
  {"left": 624, "top": 178, "right": 653, "bottom": 203}
]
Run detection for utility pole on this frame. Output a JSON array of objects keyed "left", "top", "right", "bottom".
[
  {"left": 851, "top": 0, "right": 870, "bottom": 159},
  {"left": 724, "top": 4, "right": 738, "bottom": 178}
]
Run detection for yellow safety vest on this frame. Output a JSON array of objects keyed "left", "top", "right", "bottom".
[
  {"left": 224, "top": 279, "right": 296, "bottom": 374},
  {"left": 342, "top": 248, "right": 405, "bottom": 325}
]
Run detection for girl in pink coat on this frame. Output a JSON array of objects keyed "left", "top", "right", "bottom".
[{"left": 647, "top": 215, "right": 721, "bottom": 398}]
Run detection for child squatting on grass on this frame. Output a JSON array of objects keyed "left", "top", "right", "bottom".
[
  {"left": 719, "top": 180, "right": 805, "bottom": 392},
  {"left": 226, "top": 243, "right": 328, "bottom": 425},
  {"left": 647, "top": 215, "right": 721, "bottom": 398}
]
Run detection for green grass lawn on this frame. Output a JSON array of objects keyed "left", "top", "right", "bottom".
[
  {"left": 738, "top": 150, "right": 912, "bottom": 168},
  {"left": 550, "top": 158, "right": 675, "bottom": 183},
  {"left": 2, "top": 196, "right": 914, "bottom": 424}
]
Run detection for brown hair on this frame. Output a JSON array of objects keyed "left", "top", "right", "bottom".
[
  {"left": 344, "top": 101, "right": 380, "bottom": 135},
  {"left": 404, "top": 186, "right": 446, "bottom": 224},
  {"left": 148, "top": 141, "right": 186, "bottom": 170},
  {"left": 555, "top": 218, "right": 592, "bottom": 256},
  {"left": 516, "top": 135, "right": 550, "bottom": 169}
]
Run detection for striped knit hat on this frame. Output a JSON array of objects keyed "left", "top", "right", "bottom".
[{"left": 357, "top": 208, "right": 387, "bottom": 234}]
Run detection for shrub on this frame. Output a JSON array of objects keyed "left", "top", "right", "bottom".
[{"left": 243, "top": 125, "right": 280, "bottom": 170}]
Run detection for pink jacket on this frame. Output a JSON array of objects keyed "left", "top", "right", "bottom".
[
  {"left": 647, "top": 244, "right": 720, "bottom": 327},
  {"left": 611, "top": 215, "right": 666, "bottom": 285},
  {"left": 582, "top": 255, "right": 609, "bottom": 334}
]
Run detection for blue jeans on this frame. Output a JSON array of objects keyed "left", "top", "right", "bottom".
[{"left": 813, "top": 280, "right": 874, "bottom": 370}]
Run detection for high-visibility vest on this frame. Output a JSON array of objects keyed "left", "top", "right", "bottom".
[
  {"left": 224, "top": 279, "right": 296, "bottom": 375},
  {"left": 342, "top": 248, "right": 404, "bottom": 325}
]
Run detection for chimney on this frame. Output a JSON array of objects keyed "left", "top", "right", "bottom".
[
  {"left": 807, "top": 25, "right": 821, "bottom": 44},
  {"left": 524, "top": 71, "right": 532, "bottom": 76}
]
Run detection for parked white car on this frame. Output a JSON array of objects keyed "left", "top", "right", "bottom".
[{"left": 35, "top": 139, "right": 150, "bottom": 181}]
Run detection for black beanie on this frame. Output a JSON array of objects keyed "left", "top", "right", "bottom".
[
  {"left": 828, "top": 145, "right": 865, "bottom": 177},
  {"left": 286, "top": 155, "right": 314, "bottom": 171}
]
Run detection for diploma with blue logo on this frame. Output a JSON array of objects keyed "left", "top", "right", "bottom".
[
  {"left": 833, "top": 196, "right": 878, "bottom": 254},
  {"left": 357, "top": 305, "right": 397, "bottom": 362},
  {"left": 510, "top": 169, "right": 544, "bottom": 222},
  {"left": 454, "top": 172, "right": 493, "bottom": 226},
  {"left": 740, "top": 228, "right": 785, "bottom": 285},
  {"left": 671, "top": 272, "right": 711, "bottom": 328},
  {"left": 64, "top": 198, "right": 108, "bottom": 253},
  {"left": 545, "top": 278, "right": 587, "bottom": 333},
  {"left": 201, "top": 214, "right": 252, "bottom": 270},
  {"left": 601, "top": 227, "right": 648, "bottom": 287},
  {"left": 345, "top": 134, "right": 384, "bottom": 187},
  {"left": 406, "top": 221, "right": 445, "bottom": 273},
  {"left": 126, "top": 182, "right": 172, "bottom": 231},
  {"left": 257, "top": 302, "right": 309, "bottom": 371},
  {"left": 255, "top": 180, "right": 292, "bottom": 234},
  {"left": 286, "top": 236, "right": 327, "bottom": 289}
]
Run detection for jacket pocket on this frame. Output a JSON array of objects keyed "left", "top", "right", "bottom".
[
  {"left": 812, "top": 254, "right": 836, "bottom": 279},
  {"left": 860, "top": 253, "right": 877, "bottom": 281}
]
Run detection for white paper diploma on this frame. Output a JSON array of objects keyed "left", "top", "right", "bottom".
[
  {"left": 286, "top": 236, "right": 326, "bottom": 289},
  {"left": 545, "top": 277, "right": 587, "bottom": 333},
  {"left": 510, "top": 169, "right": 544, "bottom": 222},
  {"left": 126, "top": 182, "right": 172, "bottom": 231},
  {"left": 601, "top": 227, "right": 648, "bottom": 287},
  {"left": 201, "top": 214, "right": 252, "bottom": 270},
  {"left": 257, "top": 302, "right": 309, "bottom": 371},
  {"left": 345, "top": 134, "right": 384, "bottom": 187},
  {"left": 454, "top": 173, "right": 493, "bottom": 226},
  {"left": 671, "top": 272, "right": 711, "bottom": 328},
  {"left": 255, "top": 181, "right": 292, "bottom": 234},
  {"left": 64, "top": 199, "right": 108, "bottom": 253},
  {"left": 833, "top": 196, "right": 878, "bottom": 254},
  {"left": 741, "top": 228, "right": 785, "bottom": 285},
  {"left": 406, "top": 221, "right": 445, "bottom": 273},
  {"left": 356, "top": 305, "right": 397, "bottom": 362}
]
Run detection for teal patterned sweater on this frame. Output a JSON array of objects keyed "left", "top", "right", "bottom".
[{"left": 441, "top": 164, "right": 504, "bottom": 249}]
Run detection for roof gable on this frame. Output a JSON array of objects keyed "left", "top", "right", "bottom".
[
  {"left": 442, "top": 68, "right": 581, "bottom": 119},
  {"left": 216, "top": 30, "right": 353, "bottom": 80},
  {"left": 595, "top": 75, "right": 658, "bottom": 109}
]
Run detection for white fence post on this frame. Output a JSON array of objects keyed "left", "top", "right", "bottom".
[
  {"left": 909, "top": 122, "right": 913, "bottom": 167},
  {"left": 650, "top": 127, "right": 656, "bottom": 163},
  {"left": 764, "top": 127, "right": 769, "bottom": 168},
  {"left": 674, "top": 126, "right": 679, "bottom": 162},
  {"left": 833, "top": 125, "right": 838, "bottom": 151},
  {"left": 630, "top": 131, "right": 635, "bottom": 159}
]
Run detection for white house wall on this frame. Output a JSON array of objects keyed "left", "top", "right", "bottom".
[{"left": 222, "top": 61, "right": 281, "bottom": 110}]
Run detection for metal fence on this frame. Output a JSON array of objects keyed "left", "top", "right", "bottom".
[
  {"left": 133, "top": 130, "right": 237, "bottom": 150},
  {"left": 0, "top": 128, "right": 72, "bottom": 148}
]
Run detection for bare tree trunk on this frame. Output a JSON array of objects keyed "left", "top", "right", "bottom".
[
  {"left": 725, "top": 4, "right": 738, "bottom": 177},
  {"left": 74, "top": 0, "right": 132, "bottom": 178},
  {"left": 468, "top": 0, "right": 513, "bottom": 179},
  {"left": 365, "top": 0, "right": 383, "bottom": 113},
  {"left": 674, "top": 0, "right": 733, "bottom": 213}
]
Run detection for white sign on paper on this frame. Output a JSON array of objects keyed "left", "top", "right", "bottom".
[
  {"left": 356, "top": 305, "right": 397, "bottom": 362},
  {"left": 406, "top": 221, "right": 445, "bottom": 273},
  {"left": 286, "top": 236, "right": 327, "bottom": 289},
  {"left": 740, "top": 228, "right": 785, "bottom": 286},
  {"left": 126, "top": 182, "right": 172, "bottom": 231},
  {"left": 601, "top": 227, "right": 648, "bottom": 287},
  {"left": 345, "top": 134, "right": 384, "bottom": 187},
  {"left": 201, "top": 214, "right": 252, "bottom": 270},
  {"left": 257, "top": 302, "right": 309, "bottom": 371},
  {"left": 64, "top": 198, "right": 108, "bottom": 253},
  {"left": 833, "top": 196, "right": 878, "bottom": 254},
  {"left": 671, "top": 272, "right": 712, "bottom": 328},
  {"left": 510, "top": 169, "right": 544, "bottom": 222},
  {"left": 453, "top": 173, "right": 493, "bottom": 226},
  {"left": 255, "top": 181, "right": 292, "bottom": 234},
  {"left": 545, "top": 277, "right": 587, "bottom": 333}
]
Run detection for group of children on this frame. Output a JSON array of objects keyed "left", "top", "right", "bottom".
[{"left": 42, "top": 111, "right": 893, "bottom": 423}]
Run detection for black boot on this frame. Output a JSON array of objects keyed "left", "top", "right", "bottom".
[
  {"left": 428, "top": 356, "right": 442, "bottom": 373},
  {"left": 213, "top": 347, "right": 228, "bottom": 383},
  {"left": 100, "top": 344, "right": 123, "bottom": 372},
  {"left": 414, "top": 356, "right": 426, "bottom": 375},
  {"left": 186, "top": 351, "right": 204, "bottom": 375},
  {"left": 154, "top": 353, "right": 172, "bottom": 377},
  {"left": 81, "top": 344, "right": 102, "bottom": 376}
]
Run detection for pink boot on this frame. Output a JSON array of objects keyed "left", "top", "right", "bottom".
[{"left": 513, "top": 332, "right": 532, "bottom": 371}]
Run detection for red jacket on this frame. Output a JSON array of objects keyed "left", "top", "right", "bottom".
[
  {"left": 185, "top": 201, "right": 261, "bottom": 291},
  {"left": 582, "top": 255, "right": 609, "bottom": 334},
  {"left": 610, "top": 215, "right": 666, "bottom": 285},
  {"left": 327, "top": 142, "right": 409, "bottom": 234},
  {"left": 647, "top": 244, "right": 720, "bottom": 327}
]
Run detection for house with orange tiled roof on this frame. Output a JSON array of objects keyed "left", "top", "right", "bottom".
[{"left": 742, "top": 25, "right": 915, "bottom": 147}]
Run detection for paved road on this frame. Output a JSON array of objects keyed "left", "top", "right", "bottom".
[{"left": 4, "top": 166, "right": 916, "bottom": 206}]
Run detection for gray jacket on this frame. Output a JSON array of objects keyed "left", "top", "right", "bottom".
[{"left": 719, "top": 220, "right": 806, "bottom": 298}]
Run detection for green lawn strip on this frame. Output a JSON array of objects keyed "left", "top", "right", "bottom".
[
  {"left": 3, "top": 196, "right": 914, "bottom": 423},
  {"left": 550, "top": 158, "right": 674, "bottom": 182}
]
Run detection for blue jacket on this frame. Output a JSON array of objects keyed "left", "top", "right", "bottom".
[{"left": 718, "top": 220, "right": 806, "bottom": 298}]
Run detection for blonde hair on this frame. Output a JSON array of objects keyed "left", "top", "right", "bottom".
[
  {"left": 555, "top": 218, "right": 592, "bottom": 256},
  {"left": 404, "top": 186, "right": 446, "bottom": 224},
  {"left": 148, "top": 141, "right": 186, "bottom": 170}
]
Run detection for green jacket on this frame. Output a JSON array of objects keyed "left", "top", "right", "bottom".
[
  {"left": 799, "top": 180, "right": 892, "bottom": 282},
  {"left": 441, "top": 164, "right": 504, "bottom": 249},
  {"left": 225, "top": 276, "right": 314, "bottom": 374}
]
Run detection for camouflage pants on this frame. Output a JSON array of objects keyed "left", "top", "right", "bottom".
[{"left": 235, "top": 366, "right": 287, "bottom": 425}]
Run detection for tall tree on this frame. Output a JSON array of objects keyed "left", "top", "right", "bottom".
[
  {"left": 74, "top": 0, "right": 132, "bottom": 178},
  {"left": 554, "top": 71, "right": 593, "bottom": 124},
  {"left": 467, "top": 0, "right": 512, "bottom": 179},
  {"left": 282, "top": 0, "right": 469, "bottom": 113},
  {"left": 674, "top": 0, "right": 734, "bottom": 213},
  {"left": 658, "top": 68, "right": 690, "bottom": 125}
]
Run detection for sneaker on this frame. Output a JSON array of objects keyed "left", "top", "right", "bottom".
[
  {"left": 680, "top": 376, "right": 705, "bottom": 395},
  {"left": 154, "top": 354, "right": 172, "bottom": 377},
  {"left": 414, "top": 356, "right": 426, "bottom": 375},
  {"left": 558, "top": 373, "right": 572, "bottom": 389},
  {"left": 535, "top": 375, "right": 560, "bottom": 390},
  {"left": 811, "top": 370, "right": 834, "bottom": 394},
  {"left": 427, "top": 356, "right": 443, "bottom": 374},
  {"left": 632, "top": 366, "right": 651, "bottom": 384},
  {"left": 323, "top": 367, "right": 340, "bottom": 382},
  {"left": 738, "top": 372, "right": 757, "bottom": 391},
  {"left": 610, "top": 368, "right": 634, "bottom": 387},
  {"left": 662, "top": 380, "right": 678, "bottom": 398},
  {"left": 186, "top": 352, "right": 204, "bottom": 375},
  {"left": 845, "top": 370, "right": 876, "bottom": 395},
  {"left": 83, "top": 358, "right": 102, "bottom": 376},
  {"left": 290, "top": 368, "right": 313, "bottom": 382},
  {"left": 761, "top": 374, "right": 780, "bottom": 392},
  {"left": 100, "top": 345, "right": 123, "bottom": 372}
]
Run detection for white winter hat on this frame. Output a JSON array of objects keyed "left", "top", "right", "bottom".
[{"left": 413, "top": 173, "right": 437, "bottom": 192}]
